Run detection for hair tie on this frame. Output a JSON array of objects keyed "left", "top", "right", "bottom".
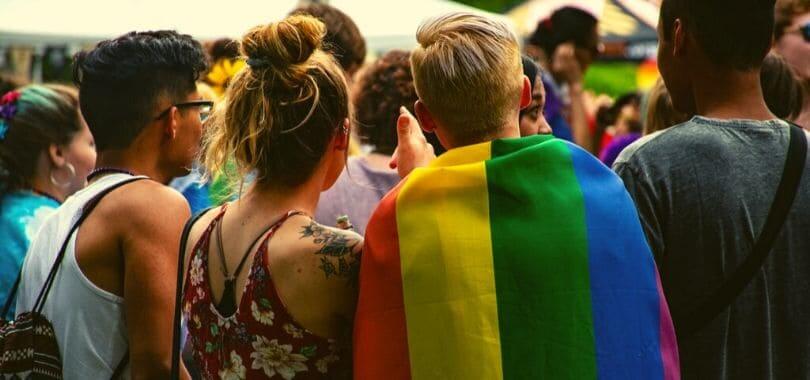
[
  {"left": 246, "top": 57, "right": 271, "bottom": 69},
  {"left": 0, "top": 90, "right": 21, "bottom": 141}
]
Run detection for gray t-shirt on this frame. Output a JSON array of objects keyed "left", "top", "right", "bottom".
[
  {"left": 316, "top": 156, "right": 401, "bottom": 235},
  {"left": 614, "top": 117, "right": 810, "bottom": 380}
]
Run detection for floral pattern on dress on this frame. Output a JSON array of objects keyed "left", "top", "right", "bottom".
[
  {"left": 189, "top": 254, "right": 204, "bottom": 287},
  {"left": 182, "top": 207, "right": 350, "bottom": 379},
  {"left": 251, "top": 299, "right": 275, "bottom": 325},
  {"left": 250, "top": 337, "right": 308, "bottom": 379},
  {"left": 218, "top": 350, "right": 247, "bottom": 380},
  {"left": 284, "top": 323, "right": 304, "bottom": 339}
]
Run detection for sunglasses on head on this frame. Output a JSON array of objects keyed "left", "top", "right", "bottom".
[{"left": 154, "top": 100, "right": 214, "bottom": 121}]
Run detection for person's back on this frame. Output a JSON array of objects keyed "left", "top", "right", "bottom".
[
  {"left": 615, "top": 0, "right": 810, "bottom": 378},
  {"left": 16, "top": 173, "right": 144, "bottom": 378},
  {"left": 615, "top": 117, "right": 810, "bottom": 378},
  {"left": 15, "top": 30, "right": 208, "bottom": 379},
  {"left": 354, "top": 13, "right": 679, "bottom": 379},
  {"left": 182, "top": 15, "right": 360, "bottom": 379},
  {"left": 316, "top": 156, "right": 399, "bottom": 233}
]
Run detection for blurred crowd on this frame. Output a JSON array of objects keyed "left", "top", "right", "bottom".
[{"left": 0, "top": 0, "right": 808, "bottom": 379}]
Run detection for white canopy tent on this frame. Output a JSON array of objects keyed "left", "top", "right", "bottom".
[{"left": 0, "top": 0, "right": 513, "bottom": 78}]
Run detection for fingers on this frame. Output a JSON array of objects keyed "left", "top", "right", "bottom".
[
  {"left": 397, "top": 106, "right": 412, "bottom": 134},
  {"left": 389, "top": 147, "right": 399, "bottom": 169}
]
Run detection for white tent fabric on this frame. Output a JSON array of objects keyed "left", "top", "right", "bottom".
[{"left": 0, "top": 0, "right": 513, "bottom": 51}]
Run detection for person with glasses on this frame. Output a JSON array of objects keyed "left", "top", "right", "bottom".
[
  {"left": 775, "top": 0, "right": 810, "bottom": 129},
  {"left": 15, "top": 30, "right": 207, "bottom": 379}
]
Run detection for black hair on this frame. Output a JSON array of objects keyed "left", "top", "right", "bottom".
[
  {"left": 761, "top": 53, "right": 804, "bottom": 119},
  {"left": 73, "top": 30, "right": 207, "bottom": 151},
  {"left": 290, "top": 4, "right": 367, "bottom": 72},
  {"left": 527, "top": 7, "right": 598, "bottom": 58},
  {"left": 206, "top": 38, "right": 240, "bottom": 63},
  {"left": 660, "top": 0, "right": 775, "bottom": 70},
  {"left": 595, "top": 92, "right": 642, "bottom": 148},
  {"left": 520, "top": 56, "right": 540, "bottom": 120}
]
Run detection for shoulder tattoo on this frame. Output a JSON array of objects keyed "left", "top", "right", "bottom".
[{"left": 300, "top": 222, "right": 361, "bottom": 285}]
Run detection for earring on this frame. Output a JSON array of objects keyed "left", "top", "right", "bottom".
[{"left": 50, "top": 162, "right": 76, "bottom": 189}]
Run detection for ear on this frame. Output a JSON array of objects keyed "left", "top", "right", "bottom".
[
  {"left": 414, "top": 100, "right": 437, "bottom": 134},
  {"left": 672, "top": 18, "right": 687, "bottom": 57},
  {"left": 520, "top": 75, "right": 532, "bottom": 110},
  {"left": 163, "top": 106, "right": 180, "bottom": 141},
  {"left": 333, "top": 118, "right": 350, "bottom": 151},
  {"left": 47, "top": 144, "right": 67, "bottom": 168}
]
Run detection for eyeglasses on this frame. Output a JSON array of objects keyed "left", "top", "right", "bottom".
[
  {"left": 787, "top": 22, "right": 810, "bottom": 43},
  {"left": 154, "top": 100, "right": 214, "bottom": 121}
]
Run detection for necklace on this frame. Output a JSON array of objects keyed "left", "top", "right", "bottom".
[
  {"left": 31, "top": 189, "right": 61, "bottom": 204},
  {"left": 87, "top": 167, "right": 135, "bottom": 182}
]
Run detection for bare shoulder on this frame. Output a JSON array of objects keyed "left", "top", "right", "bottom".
[
  {"left": 101, "top": 179, "right": 191, "bottom": 241},
  {"left": 184, "top": 206, "right": 224, "bottom": 258},
  {"left": 109, "top": 180, "right": 189, "bottom": 217},
  {"left": 273, "top": 216, "right": 363, "bottom": 285}
]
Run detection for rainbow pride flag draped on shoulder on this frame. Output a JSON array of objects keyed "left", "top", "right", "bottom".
[{"left": 354, "top": 134, "right": 679, "bottom": 380}]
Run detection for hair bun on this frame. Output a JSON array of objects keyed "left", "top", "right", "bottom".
[{"left": 242, "top": 15, "right": 326, "bottom": 71}]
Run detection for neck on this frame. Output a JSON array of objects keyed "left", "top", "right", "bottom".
[
  {"left": 232, "top": 176, "right": 323, "bottom": 223},
  {"left": 691, "top": 67, "right": 775, "bottom": 121},
  {"left": 29, "top": 174, "right": 66, "bottom": 203},
  {"left": 95, "top": 148, "right": 171, "bottom": 185},
  {"left": 444, "top": 120, "right": 521, "bottom": 150},
  {"left": 797, "top": 87, "right": 810, "bottom": 128}
]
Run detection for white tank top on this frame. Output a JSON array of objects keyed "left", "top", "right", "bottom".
[{"left": 16, "top": 174, "right": 146, "bottom": 379}]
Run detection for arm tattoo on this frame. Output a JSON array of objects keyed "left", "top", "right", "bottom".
[{"left": 300, "top": 222, "right": 361, "bottom": 285}]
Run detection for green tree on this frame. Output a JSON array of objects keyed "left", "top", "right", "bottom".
[{"left": 453, "top": 0, "right": 523, "bottom": 13}]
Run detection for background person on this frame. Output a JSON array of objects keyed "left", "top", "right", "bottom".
[
  {"left": 0, "top": 84, "right": 95, "bottom": 317},
  {"left": 525, "top": 6, "right": 601, "bottom": 150},
  {"left": 774, "top": 0, "right": 810, "bottom": 128}
]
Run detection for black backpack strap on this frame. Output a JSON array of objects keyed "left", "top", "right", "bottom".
[
  {"left": 676, "top": 123, "right": 807, "bottom": 337},
  {"left": 110, "top": 349, "right": 129, "bottom": 379},
  {"left": 1, "top": 271, "right": 21, "bottom": 318},
  {"left": 32, "top": 176, "right": 148, "bottom": 315},
  {"left": 171, "top": 206, "right": 215, "bottom": 380}
]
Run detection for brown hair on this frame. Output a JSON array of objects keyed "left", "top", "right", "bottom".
[
  {"left": 0, "top": 84, "right": 82, "bottom": 201},
  {"left": 761, "top": 53, "right": 805, "bottom": 119},
  {"left": 644, "top": 78, "right": 689, "bottom": 135},
  {"left": 353, "top": 50, "right": 417, "bottom": 155},
  {"left": 202, "top": 15, "right": 349, "bottom": 189},
  {"left": 775, "top": 0, "right": 810, "bottom": 40},
  {"left": 290, "top": 4, "right": 367, "bottom": 73}
]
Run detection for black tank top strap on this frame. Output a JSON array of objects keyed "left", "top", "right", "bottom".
[
  {"left": 214, "top": 209, "right": 309, "bottom": 316},
  {"left": 231, "top": 210, "right": 309, "bottom": 277}
]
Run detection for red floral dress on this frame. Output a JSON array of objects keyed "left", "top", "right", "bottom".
[{"left": 183, "top": 208, "right": 350, "bottom": 379}]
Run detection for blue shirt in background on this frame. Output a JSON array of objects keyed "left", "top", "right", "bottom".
[{"left": 0, "top": 191, "right": 59, "bottom": 317}]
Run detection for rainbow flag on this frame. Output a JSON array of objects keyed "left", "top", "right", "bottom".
[{"left": 354, "top": 134, "right": 679, "bottom": 379}]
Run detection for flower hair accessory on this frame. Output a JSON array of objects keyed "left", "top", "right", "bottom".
[{"left": 0, "top": 90, "right": 21, "bottom": 140}]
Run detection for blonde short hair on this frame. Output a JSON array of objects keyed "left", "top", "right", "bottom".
[{"left": 411, "top": 13, "right": 523, "bottom": 145}]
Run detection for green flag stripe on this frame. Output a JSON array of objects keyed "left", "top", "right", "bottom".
[{"left": 487, "top": 136, "right": 597, "bottom": 379}]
